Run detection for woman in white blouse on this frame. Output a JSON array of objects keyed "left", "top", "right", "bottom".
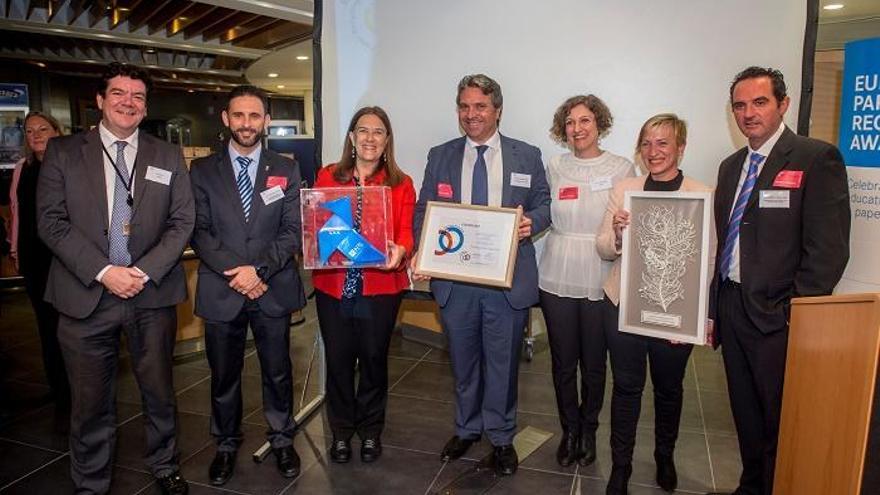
[{"left": 538, "top": 95, "right": 634, "bottom": 467}]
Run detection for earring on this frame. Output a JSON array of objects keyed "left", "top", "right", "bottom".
[
  {"left": 383, "top": 152, "right": 387, "bottom": 162},
  {"left": 351, "top": 147, "right": 356, "bottom": 159}
]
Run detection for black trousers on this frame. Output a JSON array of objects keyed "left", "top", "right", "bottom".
[
  {"left": 718, "top": 280, "right": 787, "bottom": 495},
  {"left": 539, "top": 290, "right": 607, "bottom": 435},
  {"left": 204, "top": 301, "right": 295, "bottom": 452},
  {"left": 22, "top": 267, "right": 68, "bottom": 403},
  {"left": 315, "top": 291, "right": 401, "bottom": 440},
  {"left": 58, "top": 292, "right": 180, "bottom": 495},
  {"left": 605, "top": 298, "right": 693, "bottom": 467}
]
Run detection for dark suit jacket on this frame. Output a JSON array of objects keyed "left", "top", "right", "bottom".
[
  {"left": 189, "top": 146, "right": 306, "bottom": 322},
  {"left": 37, "top": 128, "right": 195, "bottom": 319},
  {"left": 413, "top": 134, "right": 551, "bottom": 310},
  {"left": 709, "top": 127, "right": 850, "bottom": 340}
]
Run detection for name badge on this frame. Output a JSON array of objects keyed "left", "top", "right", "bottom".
[
  {"left": 510, "top": 172, "right": 531, "bottom": 188},
  {"left": 759, "top": 190, "right": 790, "bottom": 209},
  {"left": 145, "top": 166, "right": 172, "bottom": 185},
  {"left": 772, "top": 170, "right": 803, "bottom": 189},
  {"left": 558, "top": 186, "right": 579, "bottom": 200},
  {"left": 260, "top": 185, "right": 284, "bottom": 205},
  {"left": 590, "top": 176, "right": 613, "bottom": 192},
  {"left": 437, "top": 182, "right": 453, "bottom": 198}
]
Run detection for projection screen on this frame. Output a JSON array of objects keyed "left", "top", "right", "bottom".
[{"left": 320, "top": 0, "right": 807, "bottom": 189}]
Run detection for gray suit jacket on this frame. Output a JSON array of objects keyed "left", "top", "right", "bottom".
[
  {"left": 189, "top": 146, "right": 306, "bottom": 322},
  {"left": 37, "top": 128, "right": 195, "bottom": 319},
  {"left": 413, "top": 134, "right": 551, "bottom": 309}
]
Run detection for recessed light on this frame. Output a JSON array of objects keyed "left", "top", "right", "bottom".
[
  {"left": 145, "top": 48, "right": 156, "bottom": 54},
  {"left": 823, "top": 3, "right": 844, "bottom": 10},
  {"left": 276, "top": 85, "right": 285, "bottom": 89},
  {"left": 295, "top": 55, "right": 309, "bottom": 61},
  {"left": 187, "top": 89, "right": 195, "bottom": 93},
  {"left": 177, "top": 17, "right": 188, "bottom": 21},
  {"left": 267, "top": 73, "right": 279, "bottom": 78}
]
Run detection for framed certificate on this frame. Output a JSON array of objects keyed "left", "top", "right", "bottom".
[
  {"left": 301, "top": 186, "right": 393, "bottom": 269},
  {"left": 414, "top": 202, "right": 521, "bottom": 288},
  {"left": 619, "top": 191, "right": 712, "bottom": 345}
]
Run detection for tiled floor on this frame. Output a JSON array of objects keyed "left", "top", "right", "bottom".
[{"left": 0, "top": 283, "right": 742, "bottom": 494}]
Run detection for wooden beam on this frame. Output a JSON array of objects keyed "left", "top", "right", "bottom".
[
  {"left": 125, "top": 0, "right": 172, "bottom": 31},
  {"left": 182, "top": 7, "right": 237, "bottom": 40},
  {"left": 46, "top": 0, "right": 63, "bottom": 22},
  {"left": 145, "top": 0, "right": 189, "bottom": 35},
  {"left": 164, "top": 2, "right": 215, "bottom": 37},
  {"left": 201, "top": 12, "right": 259, "bottom": 42},
  {"left": 221, "top": 15, "right": 277, "bottom": 43}
]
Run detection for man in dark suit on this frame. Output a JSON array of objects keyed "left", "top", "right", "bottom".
[
  {"left": 413, "top": 74, "right": 551, "bottom": 476},
  {"left": 189, "top": 85, "right": 306, "bottom": 486},
  {"left": 707, "top": 67, "right": 850, "bottom": 495},
  {"left": 37, "top": 63, "right": 194, "bottom": 494}
]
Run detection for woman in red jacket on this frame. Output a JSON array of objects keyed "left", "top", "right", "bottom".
[{"left": 312, "top": 106, "right": 415, "bottom": 464}]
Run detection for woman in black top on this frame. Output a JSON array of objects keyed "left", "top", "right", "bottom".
[{"left": 9, "top": 111, "right": 68, "bottom": 406}]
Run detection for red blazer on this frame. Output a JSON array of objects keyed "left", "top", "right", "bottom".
[{"left": 312, "top": 164, "right": 416, "bottom": 298}]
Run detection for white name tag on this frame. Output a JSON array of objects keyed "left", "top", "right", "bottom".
[
  {"left": 144, "top": 166, "right": 172, "bottom": 185},
  {"left": 759, "top": 190, "right": 790, "bottom": 209},
  {"left": 590, "top": 176, "right": 613, "bottom": 192},
  {"left": 260, "top": 185, "right": 284, "bottom": 205},
  {"left": 510, "top": 172, "right": 531, "bottom": 188}
]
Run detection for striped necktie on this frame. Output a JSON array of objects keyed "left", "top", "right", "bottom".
[
  {"left": 719, "top": 151, "right": 764, "bottom": 280},
  {"left": 235, "top": 156, "right": 254, "bottom": 220},
  {"left": 108, "top": 140, "right": 131, "bottom": 266}
]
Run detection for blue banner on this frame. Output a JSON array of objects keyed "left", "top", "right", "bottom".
[
  {"left": 839, "top": 37, "right": 880, "bottom": 167},
  {"left": 0, "top": 84, "right": 28, "bottom": 106}
]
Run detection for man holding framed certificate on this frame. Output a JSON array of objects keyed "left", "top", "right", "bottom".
[{"left": 412, "top": 74, "right": 551, "bottom": 476}]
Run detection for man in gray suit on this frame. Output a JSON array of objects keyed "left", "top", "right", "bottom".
[
  {"left": 189, "top": 85, "right": 306, "bottom": 486},
  {"left": 37, "top": 63, "right": 194, "bottom": 494},
  {"left": 413, "top": 74, "right": 551, "bottom": 476}
]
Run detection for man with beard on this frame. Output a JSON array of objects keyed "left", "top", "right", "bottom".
[{"left": 189, "top": 85, "right": 306, "bottom": 485}]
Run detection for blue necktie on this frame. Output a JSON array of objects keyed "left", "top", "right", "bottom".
[
  {"left": 236, "top": 156, "right": 254, "bottom": 220},
  {"left": 720, "top": 152, "right": 764, "bottom": 280},
  {"left": 108, "top": 141, "right": 131, "bottom": 266},
  {"left": 471, "top": 145, "right": 489, "bottom": 206}
]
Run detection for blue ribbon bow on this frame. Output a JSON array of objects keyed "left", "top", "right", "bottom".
[{"left": 317, "top": 196, "right": 386, "bottom": 265}]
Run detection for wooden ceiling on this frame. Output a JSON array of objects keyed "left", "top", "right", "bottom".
[{"left": 0, "top": 0, "right": 314, "bottom": 89}]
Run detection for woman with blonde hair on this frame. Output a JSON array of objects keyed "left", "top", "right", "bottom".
[
  {"left": 597, "top": 113, "right": 714, "bottom": 494},
  {"left": 8, "top": 110, "right": 69, "bottom": 407}
]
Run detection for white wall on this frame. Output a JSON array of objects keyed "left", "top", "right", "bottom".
[{"left": 321, "top": 0, "right": 807, "bottom": 189}]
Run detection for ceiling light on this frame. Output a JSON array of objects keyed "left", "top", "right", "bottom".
[
  {"left": 295, "top": 55, "right": 309, "bottom": 61},
  {"left": 33, "top": 61, "right": 46, "bottom": 68},
  {"left": 267, "top": 73, "right": 279, "bottom": 78},
  {"left": 276, "top": 85, "right": 285, "bottom": 89},
  {"left": 823, "top": 3, "right": 844, "bottom": 10},
  {"left": 187, "top": 89, "right": 195, "bottom": 93},
  {"left": 145, "top": 48, "right": 156, "bottom": 54},
  {"left": 177, "top": 17, "right": 189, "bottom": 21},
  {"left": 118, "top": 7, "right": 130, "bottom": 12}
]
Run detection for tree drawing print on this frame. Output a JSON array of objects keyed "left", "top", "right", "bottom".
[{"left": 636, "top": 204, "right": 698, "bottom": 312}]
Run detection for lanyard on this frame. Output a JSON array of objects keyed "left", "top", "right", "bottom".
[{"left": 101, "top": 142, "right": 137, "bottom": 206}]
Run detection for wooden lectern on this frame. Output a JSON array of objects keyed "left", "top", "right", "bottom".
[{"left": 774, "top": 293, "right": 880, "bottom": 495}]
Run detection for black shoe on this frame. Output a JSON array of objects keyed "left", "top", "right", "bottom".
[
  {"left": 493, "top": 445, "right": 518, "bottom": 476},
  {"left": 578, "top": 429, "right": 596, "bottom": 466},
  {"left": 556, "top": 430, "right": 579, "bottom": 467},
  {"left": 655, "top": 454, "right": 677, "bottom": 492},
  {"left": 606, "top": 464, "right": 631, "bottom": 495},
  {"left": 330, "top": 438, "right": 352, "bottom": 463},
  {"left": 440, "top": 435, "right": 478, "bottom": 461},
  {"left": 208, "top": 451, "right": 236, "bottom": 486},
  {"left": 156, "top": 470, "right": 189, "bottom": 495},
  {"left": 360, "top": 437, "right": 382, "bottom": 463},
  {"left": 273, "top": 446, "right": 301, "bottom": 478}
]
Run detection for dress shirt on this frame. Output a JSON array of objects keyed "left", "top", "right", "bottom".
[
  {"left": 460, "top": 130, "right": 502, "bottom": 207},
  {"left": 96, "top": 122, "right": 147, "bottom": 282},
  {"left": 228, "top": 141, "right": 261, "bottom": 186},
  {"left": 727, "top": 121, "right": 786, "bottom": 283}
]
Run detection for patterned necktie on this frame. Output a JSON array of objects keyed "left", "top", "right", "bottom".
[
  {"left": 719, "top": 151, "right": 764, "bottom": 280},
  {"left": 471, "top": 144, "right": 489, "bottom": 206},
  {"left": 236, "top": 156, "right": 254, "bottom": 220},
  {"left": 341, "top": 176, "right": 364, "bottom": 300},
  {"left": 108, "top": 140, "right": 132, "bottom": 266}
]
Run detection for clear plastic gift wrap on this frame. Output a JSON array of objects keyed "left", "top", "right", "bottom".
[{"left": 301, "top": 186, "right": 393, "bottom": 269}]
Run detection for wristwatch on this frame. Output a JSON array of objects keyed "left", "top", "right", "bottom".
[{"left": 255, "top": 265, "right": 268, "bottom": 280}]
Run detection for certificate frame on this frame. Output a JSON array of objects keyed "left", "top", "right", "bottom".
[
  {"left": 414, "top": 201, "right": 521, "bottom": 288},
  {"left": 619, "top": 191, "right": 712, "bottom": 345}
]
